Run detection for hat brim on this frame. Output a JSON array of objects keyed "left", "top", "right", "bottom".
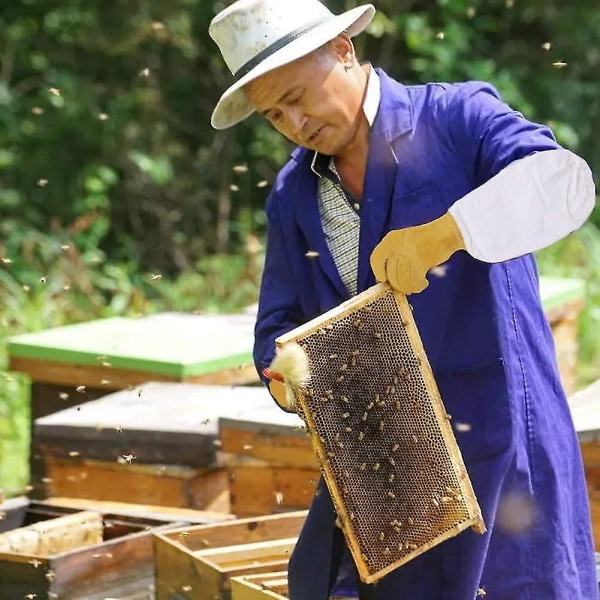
[{"left": 211, "top": 4, "right": 376, "bottom": 130}]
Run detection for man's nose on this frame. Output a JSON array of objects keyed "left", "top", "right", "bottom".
[{"left": 288, "top": 108, "right": 308, "bottom": 138}]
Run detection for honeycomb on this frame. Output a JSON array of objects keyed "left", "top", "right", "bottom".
[{"left": 276, "top": 284, "right": 485, "bottom": 584}]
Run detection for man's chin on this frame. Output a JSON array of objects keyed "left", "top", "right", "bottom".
[{"left": 309, "top": 139, "right": 342, "bottom": 157}]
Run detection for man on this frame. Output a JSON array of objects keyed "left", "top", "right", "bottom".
[{"left": 209, "top": 1, "right": 598, "bottom": 598}]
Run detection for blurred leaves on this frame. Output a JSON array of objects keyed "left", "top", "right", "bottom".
[{"left": 0, "top": 0, "right": 598, "bottom": 275}]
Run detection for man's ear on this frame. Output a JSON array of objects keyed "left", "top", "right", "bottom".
[{"left": 329, "top": 34, "right": 355, "bottom": 67}]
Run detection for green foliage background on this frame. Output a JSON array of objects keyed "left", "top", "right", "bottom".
[{"left": 0, "top": 0, "right": 599, "bottom": 494}]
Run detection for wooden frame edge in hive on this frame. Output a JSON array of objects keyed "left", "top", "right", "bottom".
[
  {"left": 276, "top": 283, "right": 486, "bottom": 584},
  {"left": 230, "top": 570, "right": 289, "bottom": 600}
]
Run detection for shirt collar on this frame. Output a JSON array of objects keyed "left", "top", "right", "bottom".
[
  {"left": 311, "top": 64, "right": 381, "bottom": 178},
  {"left": 363, "top": 64, "right": 381, "bottom": 127}
]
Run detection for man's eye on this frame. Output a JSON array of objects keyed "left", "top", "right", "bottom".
[{"left": 270, "top": 110, "right": 282, "bottom": 123}]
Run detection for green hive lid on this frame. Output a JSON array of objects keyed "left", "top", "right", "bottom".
[
  {"left": 7, "top": 312, "right": 256, "bottom": 378},
  {"left": 539, "top": 276, "right": 586, "bottom": 312},
  {"left": 7, "top": 278, "right": 583, "bottom": 378}
]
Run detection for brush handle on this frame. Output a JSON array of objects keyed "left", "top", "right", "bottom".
[{"left": 262, "top": 367, "right": 285, "bottom": 383}]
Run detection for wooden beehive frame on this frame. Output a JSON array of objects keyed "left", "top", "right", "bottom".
[
  {"left": 276, "top": 283, "right": 485, "bottom": 583},
  {"left": 230, "top": 571, "right": 289, "bottom": 600},
  {"left": 153, "top": 511, "right": 306, "bottom": 599}
]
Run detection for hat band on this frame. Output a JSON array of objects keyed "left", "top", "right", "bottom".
[{"left": 232, "top": 15, "right": 332, "bottom": 83}]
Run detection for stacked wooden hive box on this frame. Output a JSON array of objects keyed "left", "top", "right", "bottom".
[
  {"left": 3, "top": 311, "right": 320, "bottom": 599},
  {"left": 1, "top": 276, "right": 595, "bottom": 599}
]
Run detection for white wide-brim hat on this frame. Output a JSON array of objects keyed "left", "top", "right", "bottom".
[{"left": 209, "top": 0, "right": 375, "bottom": 130}]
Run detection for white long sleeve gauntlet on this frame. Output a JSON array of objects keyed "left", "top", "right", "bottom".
[{"left": 449, "top": 149, "right": 596, "bottom": 263}]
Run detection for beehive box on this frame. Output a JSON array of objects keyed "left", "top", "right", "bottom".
[
  {"left": 230, "top": 571, "right": 288, "bottom": 600},
  {"left": 0, "top": 498, "right": 191, "bottom": 599},
  {"left": 7, "top": 312, "right": 259, "bottom": 498},
  {"left": 34, "top": 383, "right": 273, "bottom": 511},
  {"left": 568, "top": 379, "right": 600, "bottom": 549},
  {"left": 41, "top": 458, "right": 230, "bottom": 513},
  {"left": 219, "top": 405, "right": 320, "bottom": 516},
  {"left": 8, "top": 312, "right": 259, "bottom": 391},
  {"left": 539, "top": 276, "right": 585, "bottom": 396},
  {"left": 154, "top": 511, "right": 307, "bottom": 600}
]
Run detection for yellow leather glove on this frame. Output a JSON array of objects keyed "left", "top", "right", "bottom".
[{"left": 370, "top": 212, "right": 466, "bottom": 294}]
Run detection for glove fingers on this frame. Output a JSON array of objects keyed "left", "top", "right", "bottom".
[
  {"left": 370, "top": 244, "right": 389, "bottom": 282},
  {"left": 388, "top": 257, "right": 409, "bottom": 294},
  {"left": 388, "top": 256, "right": 430, "bottom": 295}
]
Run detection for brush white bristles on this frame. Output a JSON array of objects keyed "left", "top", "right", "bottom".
[
  {"left": 270, "top": 342, "right": 311, "bottom": 387},
  {"left": 269, "top": 343, "right": 311, "bottom": 410}
]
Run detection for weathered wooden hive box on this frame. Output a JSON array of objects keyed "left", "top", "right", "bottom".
[
  {"left": 539, "top": 276, "right": 585, "bottom": 396},
  {"left": 153, "top": 511, "right": 307, "bottom": 600},
  {"left": 569, "top": 379, "right": 600, "bottom": 549},
  {"left": 230, "top": 571, "right": 289, "bottom": 600},
  {"left": 0, "top": 495, "right": 233, "bottom": 599},
  {"left": 219, "top": 406, "right": 320, "bottom": 517},
  {"left": 7, "top": 312, "right": 259, "bottom": 497},
  {"left": 34, "top": 383, "right": 274, "bottom": 513}
]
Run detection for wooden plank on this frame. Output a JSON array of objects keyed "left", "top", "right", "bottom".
[
  {"left": 188, "top": 469, "right": 233, "bottom": 513},
  {"left": 219, "top": 426, "right": 317, "bottom": 469},
  {"left": 39, "top": 497, "right": 234, "bottom": 524},
  {"left": 0, "top": 554, "right": 51, "bottom": 599},
  {"left": 44, "top": 457, "right": 231, "bottom": 512},
  {"left": 194, "top": 538, "right": 297, "bottom": 564},
  {"left": 155, "top": 531, "right": 225, "bottom": 600},
  {"left": 580, "top": 442, "right": 600, "bottom": 466},
  {"left": 229, "top": 466, "right": 319, "bottom": 516},
  {"left": 35, "top": 433, "right": 216, "bottom": 468},
  {"left": 238, "top": 572, "right": 288, "bottom": 595},
  {"left": 272, "top": 467, "right": 320, "bottom": 508},
  {"left": 35, "top": 383, "right": 273, "bottom": 466},
  {"left": 49, "top": 528, "right": 161, "bottom": 599},
  {"left": 155, "top": 511, "right": 307, "bottom": 552},
  {"left": 10, "top": 356, "right": 259, "bottom": 389},
  {"left": 229, "top": 466, "right": 275, "bottom": 518},
  {"left": 175, "top": 554, "right": 291, "bottom": 599},
  {"left": 231, "top": 573, "right": 289, "bottom": 600},
  {"left": 0, "top": 511, "right": 103, "bottom": 555},
  {"left": 588, "top": 495, "right": 600, "bottom": 550},
  {"left": 28, "top": 381, "right": 111, "bottom": 499},
  {"left": 218, "top": 408, "right": 306, "bottom": 439},
  {"left": 10, "top": 356, "right": 176, "bottom": 388}
]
